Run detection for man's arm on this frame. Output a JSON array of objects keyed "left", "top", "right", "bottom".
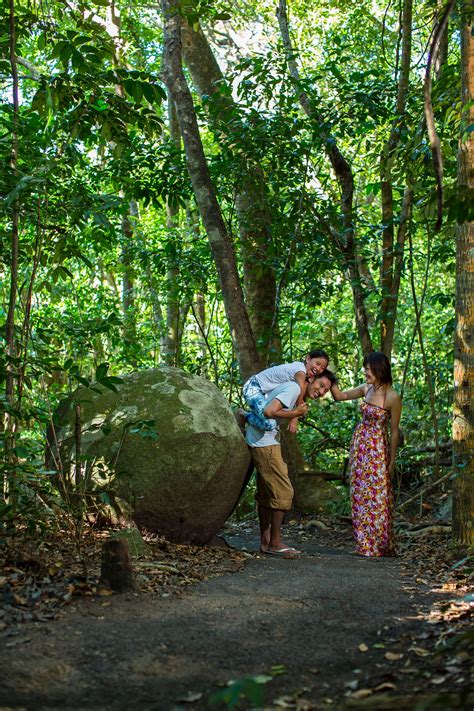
[{"left": 264, "top": 397, "right": 308, "bottom": 420}]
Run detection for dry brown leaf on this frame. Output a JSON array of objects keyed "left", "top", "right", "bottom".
[
  {"left": 11, "top": 593, "right": 26, "bottom": 606},
  {"left": 358, "top": 643, "right": 369, "bottom": 652},
  {"left": 373, "top": 682, "right": 397, "bottom": 692},
  {"left": 350, "top": 688, "right": 373, "bottom": 700},
  {"left": 385, "top": 652, "right": 404, "bottom": 661},
  {"left": 5, "top": 636, "right": 32, "bottom": 647},
  {"left": 408, "top": 646, "right": 430, "bottom": 657},
  {"left": 274, "top": 697, "right": 297, "bottom": 708},
  {"left": 429, "top": 676, "right": 447, "bottom": 685},
  {"left": 176, "top": 691, "right": 203, "bottom": 703}
]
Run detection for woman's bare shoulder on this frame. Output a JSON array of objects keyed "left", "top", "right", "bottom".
[{"left": 386, "top": 388, "right": 401, "bottom": 407}]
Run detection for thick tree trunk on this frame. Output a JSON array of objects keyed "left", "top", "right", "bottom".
[
  {"left": 452, "top": 2, "right": 474, "bottom": 548},
  {"left": 277, "top": 0, "right": 373, "bottom": 356},
  {"left": 181, "top": 21, "right": 277, "bottom": 365},
  {"left": 236, "top": 169, "right": 279, "bottom": 363},
  {"left": 160, "top": 0, "right": 259, "bottom": 382}
]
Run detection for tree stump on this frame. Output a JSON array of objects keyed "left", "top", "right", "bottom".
[{"left": 99, "top": 538, "right": 135, "bottom": 592}]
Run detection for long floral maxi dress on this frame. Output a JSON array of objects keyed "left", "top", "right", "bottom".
[{"left": 349, "top": 401, "right": 394, "bottom": 557}]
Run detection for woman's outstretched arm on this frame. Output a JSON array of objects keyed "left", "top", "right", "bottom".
[{"left": 330, "top": 383, "right": 366, "bottom": 401}]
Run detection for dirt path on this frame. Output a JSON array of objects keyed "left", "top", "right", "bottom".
[{"left": 0, "top": 524, "right": 470, "bottom": 710}]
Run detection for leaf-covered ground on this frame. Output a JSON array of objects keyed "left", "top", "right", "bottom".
[
  {"left": 0, "top": 528, "right": 248, "bottom": 630},
  {"left": 0, "top": 514, "right": 472, "bottom": 710}
]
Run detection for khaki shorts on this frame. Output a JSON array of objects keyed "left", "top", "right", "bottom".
[{"left": 250, "top": 445, "right": 294, "bottom": 511}]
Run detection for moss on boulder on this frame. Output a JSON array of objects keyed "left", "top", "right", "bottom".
[
  {"left": 49, "top": 367, "right": 250, "bottom": 543},
  {"left": 294, "top": 476, "right": 345, "bottom": 514}
]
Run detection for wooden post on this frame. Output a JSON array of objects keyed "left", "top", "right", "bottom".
[{"left": 99, "top": 538, "right": 135, "bottom": 592}]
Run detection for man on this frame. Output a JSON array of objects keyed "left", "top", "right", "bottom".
[{"left": 245, "top": 370, "right": 336, "bottom": 556}]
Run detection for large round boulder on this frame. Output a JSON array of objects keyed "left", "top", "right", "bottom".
[{"left": 49, "top": 367, "right": 250, "bottom": 543}]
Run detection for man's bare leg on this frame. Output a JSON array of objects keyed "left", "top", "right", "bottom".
[
  {"left": 258, "top": 505, "right": 271, "bottom": 552},
  {"left": 258, "top": 507, "right": 301, "bottom": 555},
  {"left": 268, "top": 509, "right": 285, "bottom": 551}
]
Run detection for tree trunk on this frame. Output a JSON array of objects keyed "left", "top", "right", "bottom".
[
  {"left": 5, "top": 0, "right": 19, "bottom": 407},
  {"left": 382, "top": 185, "right": 413, "bottom": 357},
  {"left": 380, "top": 0, "right": 413, "bottom": 357},
  {"left": 277, "top": 0, "right": 373, "bottom": 356},
  {"left": 3, "top": 0, "right": 20, "bottom": 502},
  {"left": 180, "top": 20, "right": 277, "bottom": 365},
  {"left": 160, "top": 0, "right": 260, "bottom": 382},
  {"left": 104, "top": 0, "right": 138, "bottom": 363},
  {"left": 162, "top": 96, "right": 182, "bottom": 366},
  {"left": 193, "top": 291, "right": 207, "bottom": 369},
  {"left": 121, "top": 203, "right": 138, "bottom": 364},
  {"left": 434, "top": 1, "right": 449, "bottom": 79},
  {"left": 452, "top": 1, "right": 474, "bottom": 548}
]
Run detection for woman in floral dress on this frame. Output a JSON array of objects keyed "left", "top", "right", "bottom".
[{"left": 331, "top": 352, "right": 402, "bottom": 557}]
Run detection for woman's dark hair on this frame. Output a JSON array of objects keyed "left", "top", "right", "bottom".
[
  {"left": 307, "top": 348, "right": 329, "bottom": 363},
  {"left": 363, "top": 351, "right": 392, "bottom": 386}
]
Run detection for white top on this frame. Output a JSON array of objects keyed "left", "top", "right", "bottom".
[
  {"left": 246, "top": 381, "right": 300, "bottom": 448},
  {"left": 253, "top": 362, "right": 306, "bottom": 393}
]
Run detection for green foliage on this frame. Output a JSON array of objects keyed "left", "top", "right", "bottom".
[
  {"left": 0, "top": 0, "right": 460, "bottom": 532},
  {"left": 208, "top": 674, "right": 273, "bottom": 710}
]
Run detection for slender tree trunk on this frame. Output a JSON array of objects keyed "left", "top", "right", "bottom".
[
  {"left": 17, "top": 198, "right": 43, "bottom": 408},
  {"left": 144, "top": 261, "right": 165, "bottom": 363},
  {"left": 408, "top": 230, "right": 441, "bottom": 470},
  {"left": 3, "top": 0, "right": 20, "bottom": 502},
  {"left": 379, "top": 0, "right": 413, "bottom": 356},
  {"left": 186, "top": 206, "right": 214, "bottom": 378},
  {"left": 277, "top": 0, "right": 373, "bottom": 356},
  {"left": 180, "top": 20, "right": 277, "bottom": 365},
  {"left": 5, "top": 0, "right": 20, "bottom": 408},
  {"left": 121, "top": 204, "right": 138, "bottom": 363},
  {"left": 382, "top": 184, "right": 413, "bottom": 357},
  {"left": 104, "top": 0, "right": 138, "bottom": 362},
  {"left": 434, "top": 1, "right": 449, "bottom": 79},
  {"left": 162, "top": 96, "right": 182, "bottom": 365},
  {"left": 452, "top": 1, "right": 474, "bottom": 548},
  {"left": 160, "top": 0, "right": 259, "bottom": 382},
  {"left": 193, "top": 292, "right": 207, "bottom": 368}
]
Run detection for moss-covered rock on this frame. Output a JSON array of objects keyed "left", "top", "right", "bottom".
[
  {"left": 294, "top": 475, "right": 345, "bottom": 514},
  {"left": 49, "top": 367, "right": 250, "bottom": 543}
]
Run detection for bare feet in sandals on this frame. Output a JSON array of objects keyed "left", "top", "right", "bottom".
[{"left": 264, "top": 545, "right": 301, "bottom": 556}]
